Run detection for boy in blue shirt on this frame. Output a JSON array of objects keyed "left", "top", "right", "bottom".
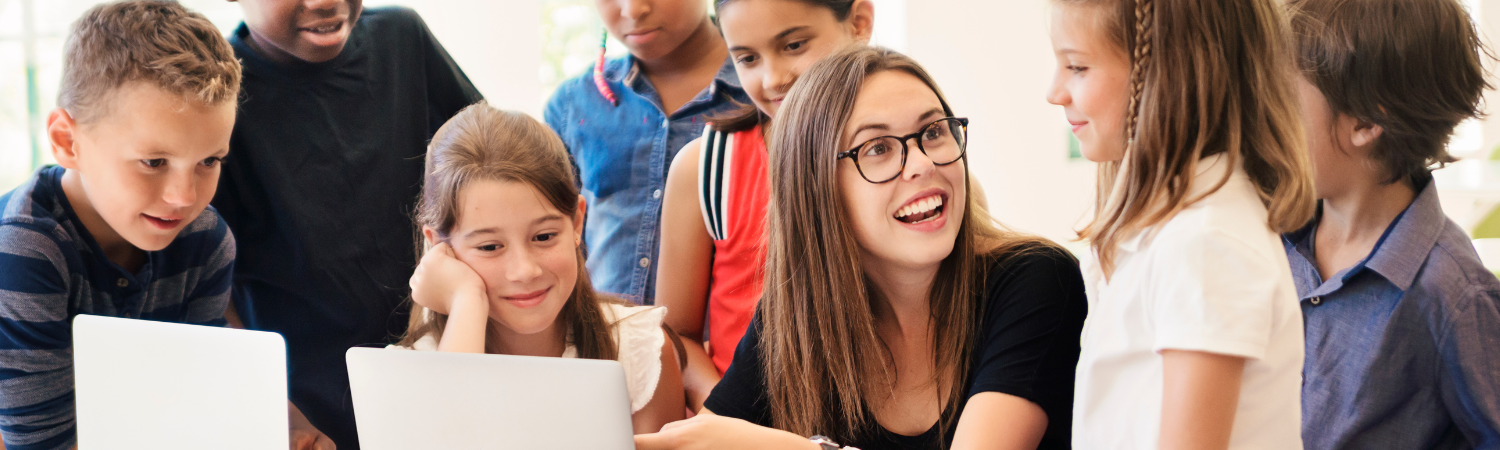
[
  {"left": 0, "top": 3, "right": 332, "bottom": 449},
  {"left": 545, "top": 0, "right": 749, "bottom": 303},
  {"left": 1285, "top": 0, "right": 1500, "bottom": 448},
  {"left": 215, "top": 1, "right": 482, "bottom": 448}
]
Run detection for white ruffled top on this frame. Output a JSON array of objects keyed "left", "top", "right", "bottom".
[{"left": 392, "top": 303, "right": 668, "bottom": 413}]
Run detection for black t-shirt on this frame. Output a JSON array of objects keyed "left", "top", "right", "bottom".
[
  {"left": 213, "top": 8, "right": 482, "bottom": 449},
  {"left": 704, "top": 247, "right": 1088, "bottom": 450}
]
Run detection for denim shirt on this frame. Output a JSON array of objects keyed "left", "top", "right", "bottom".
[
  {"left": 1284, "top": 177, "right": 1500, "bottom": 450},
  {"left": 545, "top": 55, "right": 746, "bottom": 304}
]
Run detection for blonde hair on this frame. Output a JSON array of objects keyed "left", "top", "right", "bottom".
[
  {"left": 397, "top": 103, "right": 619, "bottom": 361},
  {"left": 1059, "top": 0, "right": 1316, "bottom": 276},
  {"left": 759, "top": 45, "right": 1057, "bottom": 443},
  {"left": 60, "top": 1, "right": 241, "bottom": 124}
]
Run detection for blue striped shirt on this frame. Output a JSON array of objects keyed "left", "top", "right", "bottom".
[{"left": 0, "top": 166, "right": 235, "bottom": 450}]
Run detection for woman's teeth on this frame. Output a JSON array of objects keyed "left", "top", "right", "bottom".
[{"left": 895, "top": 195, "right": 944, "bottom": 223}]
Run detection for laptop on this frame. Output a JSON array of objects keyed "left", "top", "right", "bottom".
[
  {"left": 72, "top": 314, "right": 289, "bottom": 450},
  {"left": 346, "top": 347, "right": 636, "bottom": 450}
]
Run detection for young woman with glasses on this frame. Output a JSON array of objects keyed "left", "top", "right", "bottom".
[{"left": 636, "top": 46, "right": 1087, "bottom": 450}]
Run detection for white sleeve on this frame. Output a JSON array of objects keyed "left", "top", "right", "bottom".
[
  {"left": 385, "top": 334, "right": 439, "bottom": 351},
  {"left": 611, "top": 305, "right": 668, "bottom": 413},
  {"left": 1148, "top": 228, "right": 1280, "bottom": 360}
]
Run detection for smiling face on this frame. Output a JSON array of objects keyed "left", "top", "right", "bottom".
[
  {"left": 720, "top": 0, "right": 870, "bottom": 118},
  {"left": 234, "top": 0, "right": 362, "bottom": 64},
  {"left": 445, "top": 179, "right": 584, "bottom": 337},
  {"left": 838, "top": 70, "right": 966, "bottom": 272},
  {"left": 596, "top": 0, "right": 710, "bottom": 62},
  {"left": 1046, "top": 4, "right": 1131, "bottom": 163},
  {"left": 57, "top": 81, "right": 234, "bottom": 254}
]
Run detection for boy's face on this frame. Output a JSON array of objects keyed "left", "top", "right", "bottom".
[
  {"left": 596, "top": 0, "right": 710, "bottom": 62},
  {"left": 1295, "top": 75, "right": 1374, "bottom": 199},
  {"left": 54, "top": 82, "right": 235, "bottom": 252},
  {"left": 233, "top": 0, "right": 363, "bottom": 64}
]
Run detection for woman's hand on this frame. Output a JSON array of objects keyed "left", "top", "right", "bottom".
[
  {"left": 409, "top": 242, "right": 486, "bottom": 315},
  {"left": 634, "top": 414, "right": 820, "bottom": 450}
]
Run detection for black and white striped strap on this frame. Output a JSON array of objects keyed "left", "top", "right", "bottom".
[{"left": 697, "top": 127, "right": 735, "bottom": 241}]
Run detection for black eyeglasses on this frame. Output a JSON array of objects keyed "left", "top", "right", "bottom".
[{"left": 836, "top": 117, "right": 969, "bottom": 183}]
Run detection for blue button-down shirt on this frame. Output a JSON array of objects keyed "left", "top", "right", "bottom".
[
  {"left": 1284, "top": 177, "right": 1500, "bottom": 450},
  {"left": 544, "top": 55, "right": 746, "bottom": 304}
]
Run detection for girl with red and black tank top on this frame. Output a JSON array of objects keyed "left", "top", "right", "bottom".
[
  {"left": 694, "top": 123, "right": 769, "bottom": 373},
  {"left": 654, "top": 0, "right": 875, "bottom": 409}
]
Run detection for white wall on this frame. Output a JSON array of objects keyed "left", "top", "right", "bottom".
[
  {"left": 366, "top": 0, "right": 542, "bottom": 116},
  {"left": 902, "top": 0, "right": 1096, "bottom": 246}
]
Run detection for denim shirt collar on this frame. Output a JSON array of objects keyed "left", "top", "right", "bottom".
[
  {"left": 605, "top": 53, "right": 742, "bottom": 104},
  {"left": 1285, "top": 176, "right": 1444, "bottom": 295}
]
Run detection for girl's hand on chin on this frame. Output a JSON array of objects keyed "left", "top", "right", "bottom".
[
  {"left": 634, "top": 414, "right": 819, "bottom": 450},
  {"left": 409, "top": 242, "right": 486, "bottom": 315}
]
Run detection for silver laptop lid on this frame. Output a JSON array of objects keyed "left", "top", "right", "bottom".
[
  {"left": 72, "top": 314, "right": 289, "bottom": 450},
  {"left": 346, "top": 347, "right": 635, "bottom": 450}
]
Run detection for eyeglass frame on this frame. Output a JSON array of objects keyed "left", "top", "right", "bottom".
[{"left": 835, "top": 117, "right": 970, "bottom": 184}]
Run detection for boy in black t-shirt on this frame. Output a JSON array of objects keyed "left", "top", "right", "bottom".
[{"left": 215, "top": 1, "right": 483, "bottom": 448}]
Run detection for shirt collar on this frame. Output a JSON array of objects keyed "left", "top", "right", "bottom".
[
  {"left": 1362, "top": 176, "right": 1445, "bottom": 291},
  {"left": 610, "top": 54, "right": 742, "bottom": 96},
  {"left": 1284, "top": 175, "right": 1443, "bottom": 294}
]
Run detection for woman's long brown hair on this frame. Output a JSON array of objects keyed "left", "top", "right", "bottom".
[
  {"left": 1059, "top": 0, "right": 1316, "bottom": 277},
  {"left": 760, "top": 45, "right": 1053, "bottom": 443},
  {"left": 397, "top": 102, "right": 618, "bottom": 361}
]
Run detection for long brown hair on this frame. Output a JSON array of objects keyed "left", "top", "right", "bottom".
[
  {"left": 760, "top": 45, "right": 1054, "bottom": 443},
  {"left": 1059, "top": 0, "right": 1316, "bottom": 276},
  {"left": 397, "top": 102, "right": 618, "bottom": 361}
]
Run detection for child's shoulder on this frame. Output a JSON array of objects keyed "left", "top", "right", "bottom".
[
  {"left": 0, "top": 198, "right": 74, "bottom": 286},
  {"left": 602, "top": 301, "right": 666, "bottom": 329},
  {"left": 1, "top": 166, "right": 73, "bottom": 251},
  {"left": 545, "top": 56, "right": 633, "bottom": 114},
  {"left": 1418, "top": 218, "right": 1500, "bottom": 305},
  {"left": 355, "top": 6, "right": 429, "bottom": 35}
]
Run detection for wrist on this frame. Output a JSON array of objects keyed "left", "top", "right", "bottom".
[{"left": 451, "top": 285, "right": 487, "bottom": 309}]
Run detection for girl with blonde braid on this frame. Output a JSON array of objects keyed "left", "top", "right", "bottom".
[{"left": 1046, "top": 0, "right": 1314, "bottom": 449}]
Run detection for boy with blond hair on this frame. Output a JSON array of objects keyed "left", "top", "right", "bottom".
[{"left": 0, "top": 2, "right": 336, "bottom": 450}]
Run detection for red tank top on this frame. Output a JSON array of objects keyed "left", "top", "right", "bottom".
[{"left": 696, "top": 124, "right": 768, "bottom": 374}]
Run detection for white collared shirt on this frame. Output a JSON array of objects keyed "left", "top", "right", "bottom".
[{"left": 1072, "top": 154, "right": 1304, "bottom": 449}]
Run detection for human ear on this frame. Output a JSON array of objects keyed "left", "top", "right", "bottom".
[
  {"left": 47, "top": 109, "right": 81, "bottom": 170},
  {"left": 1349, "top": 119, "right": 1384, "bottom": 149},
  {"left": 848, "top": 0, "right": 875, "bottom": 42},
  {"left": 574, "top": 195, "right": 588, "bottom": 246},
  {"left": 422, "top": 227, "right": 441, "bottom": 249}
]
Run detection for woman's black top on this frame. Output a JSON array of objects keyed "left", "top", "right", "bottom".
[{"left": 704, "top": 247, "right": 1088, "bottom": 450}]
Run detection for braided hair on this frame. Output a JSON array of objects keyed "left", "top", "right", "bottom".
[
  {"left": 1062, "top": 0, "right": 1316, "bottom": 277},
  {"left": 1123, "top": 0, "right": 1153, "bottom": 151}
]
